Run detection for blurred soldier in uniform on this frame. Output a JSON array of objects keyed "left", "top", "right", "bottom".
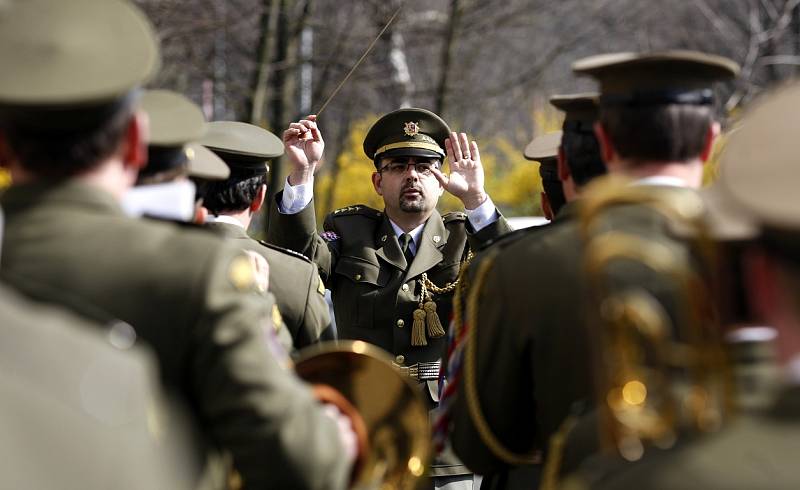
[
  {"left": 558, "top": 81, "right": 800, "bottom": 490},
  {"left": 436, "top": 94, "right": 605, "bottom": 490},
  {"left": 128, "top": 90, "right": 292, "bottom": 350},
  {"left": 524, "top": 131, "right": 565, "bottom": 221},
  {"left": 267, "top": 109, "right": 512, "bottom": 488},
  {"left": 549, "top": 94, "right": 605, "bottom": 211},
  {"left": 0, "top": 283, "right": 190, "bottom": 489},
  {"left": 0, "top": 207, "right": 189, "bottom": 489},
  {"left": 122, "top": 89, "right": 231, "bottom": 223},
  {"left": 440, "top": 53, "right": 737, "bottom": 490},
  {"left": 0, "top": 1, "right": 359, "bottom": 488},
  {"left": 196, "top": 121, "right": 334, "bottom": 349}
]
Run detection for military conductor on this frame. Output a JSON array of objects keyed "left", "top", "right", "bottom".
[{"left": 267, "top": 109, "right": 511, "bottom": 488}]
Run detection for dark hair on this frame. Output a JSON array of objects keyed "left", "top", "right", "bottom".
[
  {"left": 539, "top": 163, "right": 566, "bottom": 216},
  {"left": 1, "top": 100, "right": 135, "bottom": 178},
  {"left": 561, "top": 122, "right": 606, "bottom": 187},
  {"left": 198, "top": 173, "right": 267, "bottom": 216},
  {"left": 599, "top": 104, "right": 713, "bottom": 163}
]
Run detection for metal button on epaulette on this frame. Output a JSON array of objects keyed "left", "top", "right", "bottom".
[
  {"left": 395, "top": 355, "right": 405, "bottom": 364},
  {"left": 354, "top": 273, "right": 362, "bottom": 281},
  {"left": 397, "top": 319, "right": 405, "bottom": 328},
  {"left": 401, "top": 283, "right": 409, "bottom": 292}
]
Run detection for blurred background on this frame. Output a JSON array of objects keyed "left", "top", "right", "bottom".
[{"left": 12, "top": 0, "right": 800, "bottom": 224}]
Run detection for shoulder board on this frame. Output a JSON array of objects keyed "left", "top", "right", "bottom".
[
  {"left": 331, "top": 204, "right": 383, "bottom": 219},
  {"left": 442, "top": 211, "right": 467, "bottom": 224},
  {"left": 319, "top": 231, "right": 340, "bottom": 242},
  {"left": 476, "top": 224, "right": 548, "bottom": 252},
  {"left": 257, "top": 240, "right": 313, "bottom": 263}
]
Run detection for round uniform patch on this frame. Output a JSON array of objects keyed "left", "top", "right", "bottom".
[{"left": 228, "top": 256, "right": 256, "bottom": 291}]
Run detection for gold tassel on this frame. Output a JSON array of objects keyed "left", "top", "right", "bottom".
[
  {"left": 411, "top": 308, "right": 428, "bottom": 346},
  {"left": 424, "top": 300, "right": 445, "bottom": 338}
]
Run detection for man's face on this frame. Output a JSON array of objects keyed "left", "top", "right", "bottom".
[{"left": 372, "top": 155, "right": 443, "bottom": 215}]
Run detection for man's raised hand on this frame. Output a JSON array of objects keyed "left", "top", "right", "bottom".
[
  {"left": 432, "top": 132, "right": 488, "bottom": 210},
  {"left": 283, "top": 115, "right": 324, "bottom": 185}
]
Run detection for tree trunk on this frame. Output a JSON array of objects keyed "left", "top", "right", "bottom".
[
  {"left": 248, "top": 0, "right": 278, "bottom": 125},
  {"left": 435, "top": 0, "right": 460, "bottom": 115}
]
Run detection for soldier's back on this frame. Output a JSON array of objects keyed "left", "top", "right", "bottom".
[
  {"left": 0, "top": 182, "right": 264, "bottom": 387},
  {"left": 1, "top": 181, "right": 352, "bottom": 489},
  {"left": 0, "top": 282, "right": 188, "bottom": 489}
]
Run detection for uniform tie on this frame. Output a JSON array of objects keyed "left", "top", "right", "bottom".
[{"left": 399, "top": 233, "right": 414, "bottom": 265}]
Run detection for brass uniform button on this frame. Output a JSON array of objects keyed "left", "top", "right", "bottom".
[
  {"left": 395, "top": 355, "right": 405, "bottom": 365},
  {"left": 354, "top": 273, "right": 362, "bottom": 281},
  {"left": 396, "top": 319, "right": 405, "bottom": 328},
  {"left": 401, "top": 283, "right": 409, "bottom": 292}
]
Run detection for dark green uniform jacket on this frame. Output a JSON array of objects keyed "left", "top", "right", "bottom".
[
  {"left": 0, "top": 181, "right": 350, "bottom": 490},
  {"left": 449, "top": 188, "right": 704, "bottom": 486},
  {"left": 267, "top": 195, "right": 511, "bottom": 367},
  {"left": 205, "top": 221, "right": 332, "bottom": 349},
  {"left": 0, "top": 282, "right": 187, "bottom": 489}
]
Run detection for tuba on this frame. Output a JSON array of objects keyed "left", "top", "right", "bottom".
[
  {"left": 295, "top": 340, "right": 431, "bottom": 490},
  {"left": 576, "top": 176, "right": 732, "bottom": 462}
]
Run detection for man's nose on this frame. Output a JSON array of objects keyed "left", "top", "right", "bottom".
[{"left": 404, "top": 165, "right": 420, "bottom": 181}]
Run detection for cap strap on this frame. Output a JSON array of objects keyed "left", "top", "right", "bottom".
[
  {"left": 562, "top": 120, "right": 595, "bottom": 133},
  {"left": 600, "top": 89, "right": 713, "bottom": 107},
  {"left": 140, "top": 145, "right": 189, "bottom": 177}
]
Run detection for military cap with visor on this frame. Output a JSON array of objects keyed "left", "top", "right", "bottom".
[
  {"left": 0, "top": 0, "right": 160, "bottom": 129},
  {"left": 199, "top": 121, "right": 284, "bottom": 177},
  {"left": 550, "top": 93, "right": 599, "bottom": 123},
  {"left": 140, "top": 90, "right": 229, "bottom": 181},
  {"left": 363, "top": 108, "right": 451, "bottom": 167},
  {"left": 572, "top": 50, "right": 739, "bottom": 107},
  {"left": 525, "top": 131, "right": 566, "bottom": 216},
  {"left": 524, "top": 131, "right": 562, "bottom": 163},
  {"left": 720, "top": 82, "right": 800, "bottom": 261}
]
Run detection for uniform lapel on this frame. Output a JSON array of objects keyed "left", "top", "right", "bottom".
[
  {"left": 406, "top": 210, "right": 447, "bottom": 279},
  {"left": 375, "top": 215, "right": 407, "bottom": 271}
]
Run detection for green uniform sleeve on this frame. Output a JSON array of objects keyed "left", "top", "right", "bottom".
[
  {"left": 266, "top": 192, "right": 335, "bottom": 282},
  {"left": 191, "top": 244, "right": 350, "bottom": 489},
  {"left": 465, "top": 213, "right": 513, "bottom": 251},
  {"left": 296, "top": 267, "right": 333, "bottom": 347}
]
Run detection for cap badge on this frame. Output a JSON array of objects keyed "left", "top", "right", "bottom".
[{"left": 404, "top": 121, "right": 420, "bottom": 137}]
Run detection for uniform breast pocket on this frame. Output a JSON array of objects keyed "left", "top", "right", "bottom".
[{"left": 333, "top": 256, "right": 387, "bottom": 330}]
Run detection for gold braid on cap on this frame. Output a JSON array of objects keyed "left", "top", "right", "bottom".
[{"left": 374, "top": 141, "right": 446, "bottom": 159}]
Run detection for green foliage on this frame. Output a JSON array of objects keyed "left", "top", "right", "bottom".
[
  {"left": 702, "top": 131, "right": 728, "bottom": 187},
  {"left": 0, "top": 168, "right": 10, "bottom": 190}
]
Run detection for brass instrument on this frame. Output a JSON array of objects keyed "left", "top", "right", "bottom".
[
  {"left": 294, "top": 340, "right": 431, "bottom": 490},
  {"left": 577, "top": 176, "right": 731, "bottom": 462}
]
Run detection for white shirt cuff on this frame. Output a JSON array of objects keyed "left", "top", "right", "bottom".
[
  {"left": 465, "top": 195, "right": 498, "bottom": 232},
  {"left": 279, "top": 176, "right": 314, "bottom": 214}
]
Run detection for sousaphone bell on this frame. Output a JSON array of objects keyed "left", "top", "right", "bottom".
[{"left": 295, "top": 340, "right": 431, "bottom": 490}]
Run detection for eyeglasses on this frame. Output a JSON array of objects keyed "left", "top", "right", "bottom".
[{"left": 378, "top": 161, "right": 440, "bottom": 176}]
